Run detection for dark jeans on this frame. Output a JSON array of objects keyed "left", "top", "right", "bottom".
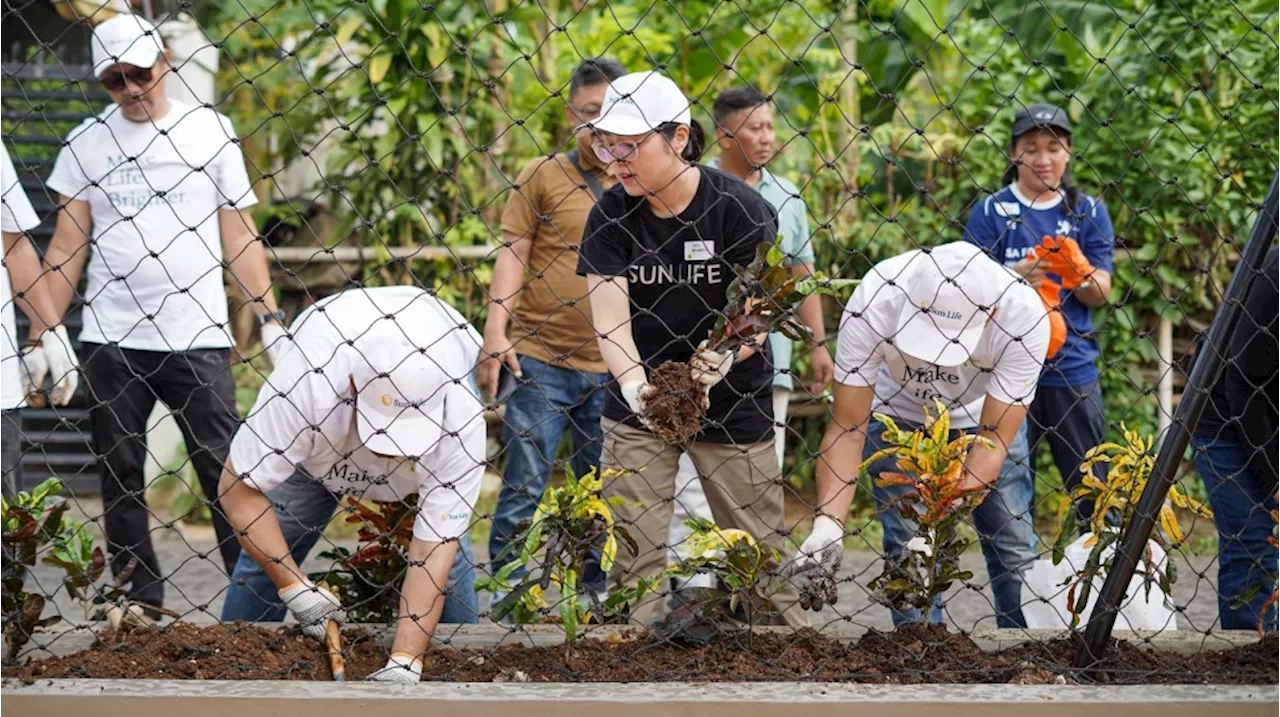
[
  {"left": 1191, "top": 434, "right": 1279, "bottom": 632},
  {"left": 488, "top": 355, "right": 608, "bottom": 590},
  {"left": 1027, "top": 382, "right": 1106, "bottom": 522},
  {"left": 82, "top": 343, "right": 242, "bottom": 610},
  {"left": 220, "top": 470, "right": 479, "bottom": 624}
]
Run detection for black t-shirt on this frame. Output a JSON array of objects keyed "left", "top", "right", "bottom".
[{"left": 576, "top": 165, "right": 779, "bottom": 444}]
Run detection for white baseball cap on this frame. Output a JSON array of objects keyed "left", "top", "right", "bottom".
[
  {"left": 91, "top": 14, "right": 165, "bottom": 77},
  {"left": 895, "top": 242, "right": 1013, "bottom": 366},
  {"left": 353, "top": 344, "right": 451, "bottom": 456},
  {"left": 580, "top": 70, "right": 692, "bottom": 136}
]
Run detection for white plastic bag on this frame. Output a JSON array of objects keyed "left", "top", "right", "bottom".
[{"left": 1022, "top": 532, "right": 1179, "bottom": 631}]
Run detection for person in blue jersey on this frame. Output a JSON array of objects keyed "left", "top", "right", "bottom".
[{"left": 964, "top": 104, "right": 1115, "bottom": 521}]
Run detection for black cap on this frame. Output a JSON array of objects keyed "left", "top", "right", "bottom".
[{"left": 1011, "top": 103, "right": 1071, "bottom": 140}]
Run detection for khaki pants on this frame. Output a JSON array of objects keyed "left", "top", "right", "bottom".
[{"left": 600, "top": 418, "right": 808, "bottom": 629}]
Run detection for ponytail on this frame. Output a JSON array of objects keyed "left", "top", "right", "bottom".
[{"left": 659, "top": 120, "right": 706, "bottom": 163}]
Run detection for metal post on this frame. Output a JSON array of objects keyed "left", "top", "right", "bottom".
[{"left": 1076, "top": 173, "right": 1279, "bottom": 669}]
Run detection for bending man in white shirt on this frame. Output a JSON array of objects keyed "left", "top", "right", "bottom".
[
  {"left": 218, "top": 287, "right": 485, "bottom": 683},
  {"left": 791, "top": 241, "right": 1048, "bottom": 627}
]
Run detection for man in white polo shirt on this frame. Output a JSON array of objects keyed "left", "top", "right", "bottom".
[
  {"left": 791, "top": 241, "right": 1048, "bottom": 627},
  {"left": 218, "top": 286, "right": 485, "bottom": 682},
  {"left": 39, "top": 14, "right": 285, "bottom": 614}
]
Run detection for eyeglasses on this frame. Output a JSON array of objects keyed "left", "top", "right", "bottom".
[
  {"left": 591, "top": 132, "right": 657, "bottom": 163},
  {"left": 100, "top": 66, "right": 155, "bottom": 93}
]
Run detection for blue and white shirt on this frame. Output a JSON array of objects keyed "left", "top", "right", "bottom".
[{"left": 964, "top": 184, "right": 1115, "bottom": 388}]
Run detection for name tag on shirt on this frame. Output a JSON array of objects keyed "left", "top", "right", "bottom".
[{"left": 684, "top": 240, "right": 714, "bottom": 262}]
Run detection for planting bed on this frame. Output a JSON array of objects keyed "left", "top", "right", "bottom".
[{"left": 6, "top": 622, "right": 1277, "bottom": 685}]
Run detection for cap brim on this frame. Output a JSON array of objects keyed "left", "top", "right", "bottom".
[
  {"left": 1012, "top": 118, "right": 1071, "bottom": 139},
  {"left": 896, "top": 312, "right": 984, "bottom": 367},
  {"left": 94, "top": 47, "right": 161, "bottom": 77},
  {"left": 356, "top": 400, "right": 444, "bottom": 456},
  {"left": 575, "top": 114, "right": 658, "bottom": 136}
]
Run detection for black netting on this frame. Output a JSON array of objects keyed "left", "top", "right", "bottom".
[{"left": 0, "top": 0, "right": 1276, "bottom": 685}]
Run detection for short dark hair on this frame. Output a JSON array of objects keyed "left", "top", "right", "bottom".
[
  {"left": 712, "top": 85, "right": 769, "bottom": 128},
  {"left": 569, "top": 58, "right": 626, "bottom": 98}
]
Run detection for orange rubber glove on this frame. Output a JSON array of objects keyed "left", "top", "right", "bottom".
[
  {"left": 1030, "top": 235, "right": 1096, "bottom": 290},
  {"left": 1037, "top": 277, "right": 1067, "bottom": 360}
]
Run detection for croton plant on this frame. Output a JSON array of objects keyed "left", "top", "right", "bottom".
[
  {"left": 1051, "top": 425, "right": 1213, "bottom": 628},
  {"left": 862, "top": 402, "right": 995, "bottom": 615},
  {"left": 475, "top": 466, "right": 652, "bottom": 642}
]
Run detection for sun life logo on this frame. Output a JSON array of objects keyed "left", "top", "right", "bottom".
[
  {"left": 381, "top": 393, "right": 425, "bottom": 409},
  {"left": 920, "top": 300, "right": 964, "bottom": 321}
]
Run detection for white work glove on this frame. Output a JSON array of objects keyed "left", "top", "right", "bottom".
[
  {"left": 690, "top": 342, "right": 735, "bottom": 409},
  {"left": 260, "top": 321, "right": 289, "bottom": 367},
  {"left": 690, "top": 342, "right": 734, "bottom": 388},
  {"left": 620, "top": 379, "right": 656, "bottom": 429},
  {"left": 21, "top": 326, "right": 80, "bottom": 407},
  {"left": 19, "top": 343, "right": 47, "bottom": 407},
  {"left": 279, "top": 580, "right": 346, "bottom": 641},
  {"left": 366, "top": 653, "right": 423, "bottom": 683},
  {"left": 43, "top": 327, "right": 80, "bottom": 402},
  {"left": 783, "top": 515, "right": 845, "bottom": 611}
]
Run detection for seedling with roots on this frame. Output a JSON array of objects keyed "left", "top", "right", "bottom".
[
  {"left": 2, "top": 478, "right": 70, "bottom": 662},
  {"left": 475, "top": 467, "right": 652, "bottom": 641},
  {"left": 311, "top": 496, "right": 419, "bottom": 624},
  {"left": 642, "top": 236, "right": 857, "bottom": 443},
  {"left": 863, "top": 402, "right": 994, "bottom": 615},
  {"left": 660, "top": 518, "right": 787, "bottom": 640},
  {"left": 2, "top": 478, "right": 163, "bottom": 663},
  {"left": 1051, "top": 425, "right": 1213, "bottom": 628}
]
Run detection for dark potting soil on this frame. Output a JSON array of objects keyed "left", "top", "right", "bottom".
[
  {"left": 6, "top": 622, "right": 1277, "bottom": 685},
  {"left": 643, "top": 361, "right": 705, "bottom": 443}
]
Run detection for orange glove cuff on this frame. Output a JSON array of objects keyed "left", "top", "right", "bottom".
[{"left": 1036, "top": 279, "right": 1067, "bottom": 360}]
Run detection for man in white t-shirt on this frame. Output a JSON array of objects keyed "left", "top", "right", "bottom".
[
  {"left": 38, "top": 15, "right": 286, "bottom": 614},
  {"left": 2, "top": 146, "right": 78, "bottom": 497},
  {"left": 218, "top": 287, "right": 485, "bottom": 682},
  {"left": 791, "top": 241, "right": 1048, "bottom": 627}
]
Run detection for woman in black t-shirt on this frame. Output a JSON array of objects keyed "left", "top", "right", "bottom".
[{"left": 574, "top": 71, "right": 806, "bottom": 628}]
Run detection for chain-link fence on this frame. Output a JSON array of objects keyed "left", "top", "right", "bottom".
[{"left": 1, "top": 0, "right": 1276, "bottom": 685}]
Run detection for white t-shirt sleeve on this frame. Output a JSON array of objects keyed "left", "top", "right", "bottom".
[
  {"left": 986, "top": 285, "right": 1050, "bottom": 406},
  {"left": 412, "top": 379, "right": 486, "bottom": 542},
  {"left": 834, "top": 282, "right": 887, "bottom": 388},
  {"left": 1, "top": 146, "right": 39, "bottom": 234},
  {"left": 228, "top": 368, "right": 318, "bottom": 493},
  {"left": 213, "top": 114, "right": 258, "bottom": 211},
  {"left": 44, "top": 120, "right": 96, "bottom": 200}
]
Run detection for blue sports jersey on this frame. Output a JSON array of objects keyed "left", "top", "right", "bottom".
[{"left": 964, "top": 184, "right": 1115, "bottom": 388}]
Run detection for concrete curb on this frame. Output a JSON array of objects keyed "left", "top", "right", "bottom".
[{"left": 2, "top": 679, "right": 1275, "bottom": 717}]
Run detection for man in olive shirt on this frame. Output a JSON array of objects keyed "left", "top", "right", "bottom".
[{"left": 480, "top": 58, "right": 626, "bottom": 593}]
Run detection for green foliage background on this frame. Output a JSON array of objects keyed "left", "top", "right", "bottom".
[{"left": 201, "top": 0, "right": 1277, "bottom": 524}]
